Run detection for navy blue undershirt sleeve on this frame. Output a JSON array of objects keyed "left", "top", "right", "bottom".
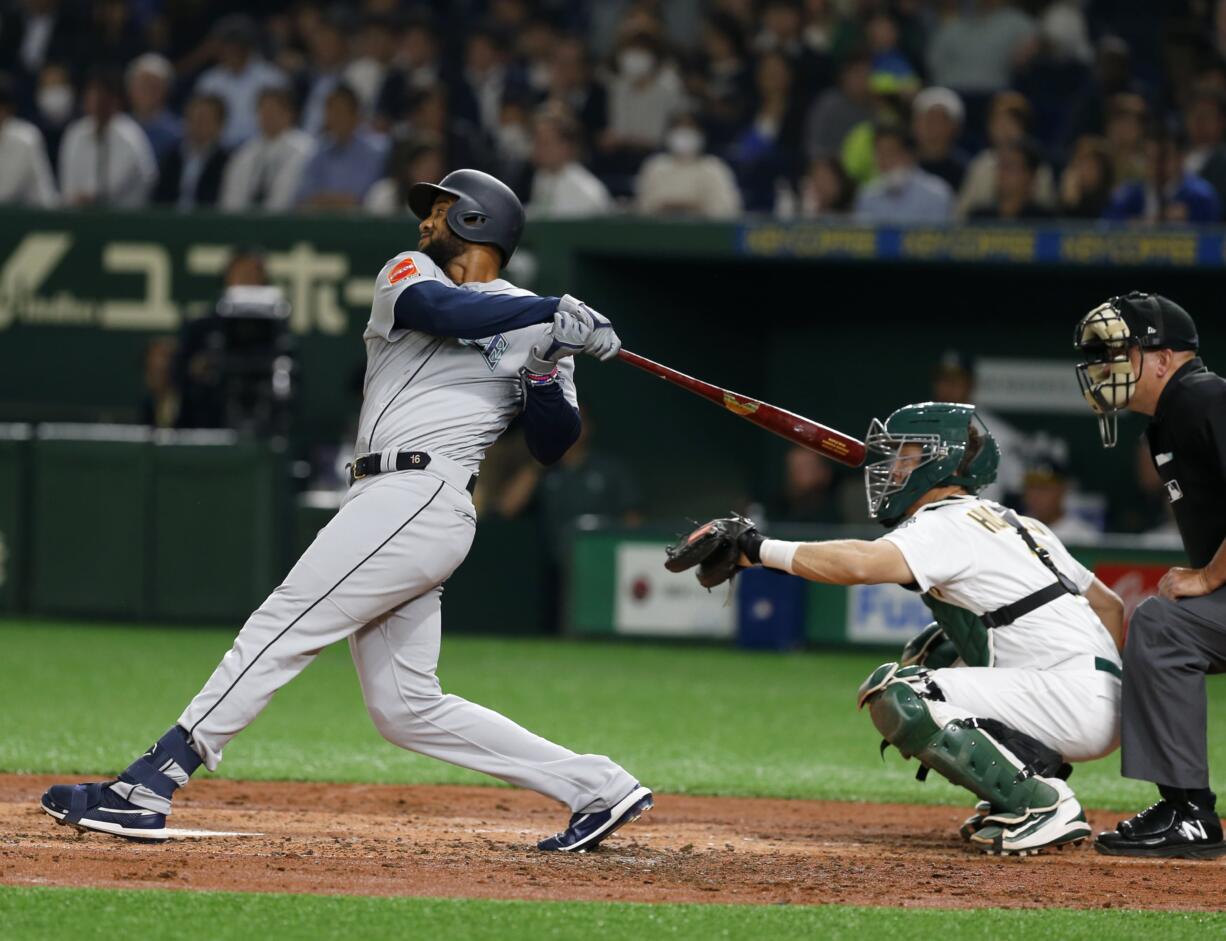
[
  {"left": 394, "top": 280, "right": 560, "bottom": 339},
  {"left": 522, "top": 381, "right": 581, "bottom": 466}
]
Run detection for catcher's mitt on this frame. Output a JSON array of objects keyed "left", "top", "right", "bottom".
[{"left": 664, "top": 515, "right": 763, "bottom": 589}]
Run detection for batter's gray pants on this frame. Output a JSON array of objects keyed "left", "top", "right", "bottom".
[
  {"left": 1121, "top": 587, "right": 1226, "bottom": 789},
  {"left": 177, "top": 467, "right": 638, "bottom": 813}
]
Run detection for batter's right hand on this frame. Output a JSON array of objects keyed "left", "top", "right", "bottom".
[{"left": 558, "top": 295, "right": 622, "bottom": 361}]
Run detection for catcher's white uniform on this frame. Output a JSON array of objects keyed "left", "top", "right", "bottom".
[{"left": 881, "top": 494, "right": 1121, "bottom": 761}]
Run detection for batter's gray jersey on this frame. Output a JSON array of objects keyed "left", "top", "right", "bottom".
[{"left": 356, "top": 251, "right": 578, "bottom": 471}]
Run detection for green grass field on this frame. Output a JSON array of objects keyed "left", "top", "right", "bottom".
[
  {"left": 2, "top": 887, "right": 1224, "bottom": 941},
  {"left": 2, "top": 619, "right": 1224, "bottom": 939},
  {"left": 3, "top": 620, "right": 1222, "bottom": 808}
]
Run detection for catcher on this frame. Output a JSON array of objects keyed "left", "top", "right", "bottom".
[{"left": 666, "top": 402, "right": 1126, "bottom": 855}]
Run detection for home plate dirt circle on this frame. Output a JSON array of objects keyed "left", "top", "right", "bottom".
[{"left": 1, "top": 775, "right": 1222, "bottom": 908}]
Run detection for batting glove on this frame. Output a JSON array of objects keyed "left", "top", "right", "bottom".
[{"left": 558, "top": 294, "right": 621, "bottom": 361}]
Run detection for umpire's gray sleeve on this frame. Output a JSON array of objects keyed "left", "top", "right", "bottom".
[{"left": 1120, "top": 587, "right": 1226, "bottom": 788}]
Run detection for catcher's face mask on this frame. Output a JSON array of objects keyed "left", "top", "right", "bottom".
[
  {"left": 1074, "top": 300, "right": 1142, "bottom": 448},
  {"left": 864, "top": 420, "right": 949, "bottom": 524}
]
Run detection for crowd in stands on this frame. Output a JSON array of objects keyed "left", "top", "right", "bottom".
[{"left": 2, "top": 0, "right": 1226, "bottom": 224}]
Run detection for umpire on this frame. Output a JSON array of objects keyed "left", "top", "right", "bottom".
[{"left": 1074, "top": 291, "right": 1226, "bottom": 858}]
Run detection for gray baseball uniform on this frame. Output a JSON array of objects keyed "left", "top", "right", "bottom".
[{"left": 172, "top": 251, "right": 637, "bottom": 814}]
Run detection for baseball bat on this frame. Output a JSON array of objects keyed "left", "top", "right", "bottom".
[{"left": 615, "top": 349, "right": 866, "bottom": 467}]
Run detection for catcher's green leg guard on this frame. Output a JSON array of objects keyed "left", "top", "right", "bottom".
[{"left": 859, "top": 664, "right": 1060, "bottom": 817}]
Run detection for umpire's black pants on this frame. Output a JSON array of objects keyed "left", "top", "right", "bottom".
[{"left": 1122, "top": 586, "right": 1226, "bottom": 788}]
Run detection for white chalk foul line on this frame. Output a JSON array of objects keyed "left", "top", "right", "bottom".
[{"left": 162, "top": 828, "right": 264, "bottom": 839}]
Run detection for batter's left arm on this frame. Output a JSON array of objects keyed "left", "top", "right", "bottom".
[{"left": 521, "top": 381, "right": 580, "bottom": 465}]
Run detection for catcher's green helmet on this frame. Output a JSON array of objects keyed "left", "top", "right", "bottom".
[{"left": 864, "top": 402, "right": 1000, "bottom": 527}]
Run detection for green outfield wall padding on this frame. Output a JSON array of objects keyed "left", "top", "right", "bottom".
[
  {"left": 30, "top": 435, "right": 151, "bottom": 618},
  {"left": 0, "top": 426, "right": 31, "bottom": 613},
  {"left": 149, "top": 440, "right": 284, "bottom": 622}
]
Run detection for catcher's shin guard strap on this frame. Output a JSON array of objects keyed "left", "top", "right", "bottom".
[{"left": 866, "top": 683, "right": 1060, "bottom": 816}]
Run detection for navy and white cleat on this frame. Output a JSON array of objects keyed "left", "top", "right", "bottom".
[
  {"left": 537, "top": 785, "right": 653, "bottom": 852},
  {"left": 41, "top": 781, "right": 169, "bottom": 843}
]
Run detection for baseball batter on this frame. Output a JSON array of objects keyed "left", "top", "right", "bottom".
[
  {"left": 667, "top": 403, "right": 1124, "bottom": 855},
  {"left": 40, "top": 169, "right": 652, "bottom": 852}
]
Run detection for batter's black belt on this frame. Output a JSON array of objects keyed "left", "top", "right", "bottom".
[{"left": 348, "top": 450, "right": 477, "bottom": 493}]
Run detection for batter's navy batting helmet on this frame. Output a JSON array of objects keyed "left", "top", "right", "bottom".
[{"left": 408, "top": 169, "right": 525, "bottom": 264}]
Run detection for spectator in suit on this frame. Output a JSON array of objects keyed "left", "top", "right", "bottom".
[
  {"left": 0, "top": 0, "right": 81, "bottom": 85},
  {"left": 455, "top": 25, "right": 519, "bottom": 139},
  {"left": 343, "top": 13, "right": 399, "bottom": 118},
  {"left": 853, "top": 124, "right": 954, "bottom": 224},
  {"left": 298, "top": 11, "right": 351, "bottom": 136},
  {"left": 58, "top": 69, "right": 157, "bottom": 208},
  {"left": 373, "top": 13, "right": 442, "bottom": 131},
  {"left": 0, "top": 72, "right": 58, "bottom": 207},
  {"left": 126, "top": 53, "right": 181, "bottom": 163},
  {"left": 154, "top": 94, "right": 231, "bottom": 210},
  {"left": 1104, "top": 135, "right": 1221, "bottom": 224},
  {"left": 220, "top": 86, "right": 314, "bottom": 212},
  {"left": 195, "top": 15, "right": 289, "bottom": 149},
  {"left": 296, "top": 83, "right": 386, "bottom": 210}
]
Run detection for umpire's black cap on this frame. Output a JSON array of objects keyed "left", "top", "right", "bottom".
[
  {"left": 1113, "top": 292, "right": 1199, "bottom": 352},
  {"left": 409, "top": 169, "right": 525, "bottom": 265}
]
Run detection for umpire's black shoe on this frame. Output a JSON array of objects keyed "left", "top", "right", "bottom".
[{"left": 1095, "top": 800, "right": 1226, "bottom": 859}]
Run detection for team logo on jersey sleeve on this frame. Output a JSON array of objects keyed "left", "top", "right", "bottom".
[{"left": 388, "top": 257, "right": 419, "bottom": 284}]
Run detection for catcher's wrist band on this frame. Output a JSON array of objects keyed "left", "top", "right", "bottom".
[
  {"left": 520, "top": 365, "right": 559, "bottom": 386},
  {"left": 759, "top": 539, "right": 800, "bottom": 574}
]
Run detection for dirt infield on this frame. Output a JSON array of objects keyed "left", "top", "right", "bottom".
[{"left": 1, "top": 774, "right": 1221, "bottom": 909}]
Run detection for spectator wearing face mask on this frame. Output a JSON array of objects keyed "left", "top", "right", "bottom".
[
  {"left": 493, "top": 95, "right": 535, "bottom": 198},
  {"left": 58, "top": 68, "right": 157, "bottom": 208},
  {"left": 374, "top": 14, "right": 442, "bottom": 131},
  {"left": 526, "top": 108, "right": 611, "bottom": 219},
  {"left": 33, "top": 61, "right": 74, "bottom": 160},
  {"left": 600, "top": 32, "right": 686, "bottom": 193},
  {"left": 0, "top": 72, "right": 58, "bottom": 207},
  {"left": 635, "top": 113, "right": 742, "bottom": 219}
]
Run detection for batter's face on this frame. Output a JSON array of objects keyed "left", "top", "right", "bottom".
[{"left": 418, "top": 195, "right": 467, "bottom": 268}]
